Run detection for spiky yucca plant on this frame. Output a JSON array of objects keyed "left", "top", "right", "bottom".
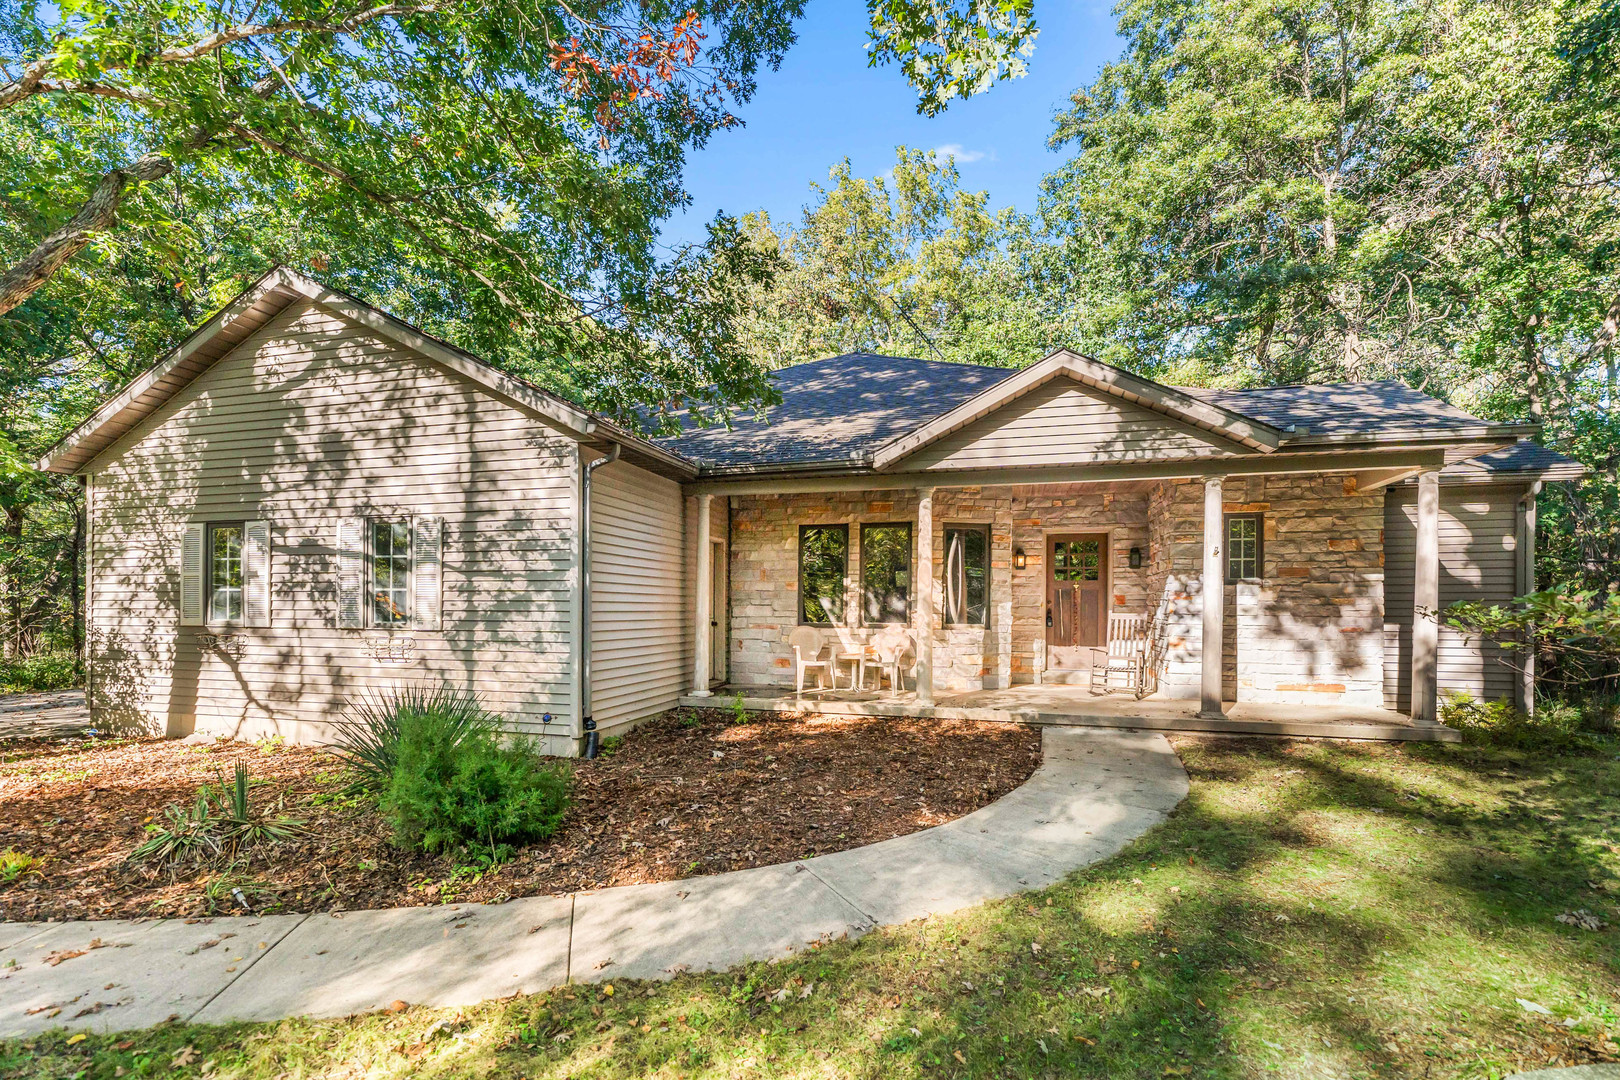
[{"left": 330, "top": 683, "right": 497, "bottom": 790}]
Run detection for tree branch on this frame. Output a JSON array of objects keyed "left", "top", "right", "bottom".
[
  {"left": 0, "top": 154, "right": 173, "bottom": 317},
  {"left": 0, "top": 2, "right": 447, "bottom": 111}
]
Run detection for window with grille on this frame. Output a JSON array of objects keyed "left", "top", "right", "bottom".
[
  {"left": 370, "top": 520, "right": 412, "bottom": 626},
  {"left": 207, "top": 523, "right": 245, "bottom": 624},
  {"left": 1052, "top": 538, "right": 1102, "bottom": 582},
  {"left": 1225, "top": 513, "right": 1264, "bottom": 582}
]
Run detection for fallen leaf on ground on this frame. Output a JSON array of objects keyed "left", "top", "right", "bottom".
[{"left": 1555, "top": 910, "right": 1607, "bottom": 931}]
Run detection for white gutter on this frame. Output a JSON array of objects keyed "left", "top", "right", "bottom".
[{"left": 579, "top": 442, "right": 621, "bottom": 738}]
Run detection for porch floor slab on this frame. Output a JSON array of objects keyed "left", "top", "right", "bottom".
[{"left": 681, "top": 685, "right": 1460, "bottom": 743}]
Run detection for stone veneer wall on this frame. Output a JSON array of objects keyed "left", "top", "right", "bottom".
[
  {"left": 725, "top": 473, "right": 1384, "bottom": 704},
  {"left": 726, "top": 486, "right": 1151, "bottom": 693},
  {"left": 1143, "top": 473, "right": 1386, "bottom": 706}
]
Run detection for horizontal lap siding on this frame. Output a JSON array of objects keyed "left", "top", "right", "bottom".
[
  {"left": 1384, "top": 485, "right": 1522, "bottom": 711},
  {"left": 588, "top": 459, "right": 691, "bottom": 732},
  {"left": 907, "top": 380, "right": 1231, "bottom": 471},
  {"left": 87, "top": 300, "right": 579, "bottom": 750}
]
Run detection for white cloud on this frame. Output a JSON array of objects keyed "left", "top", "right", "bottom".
[{"left": 930, "top": 143, "right": 989, "bottom": 165}]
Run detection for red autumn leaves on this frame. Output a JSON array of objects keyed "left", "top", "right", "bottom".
[{"left": 549, "top": 10, "right": 710, "bottom": 143}]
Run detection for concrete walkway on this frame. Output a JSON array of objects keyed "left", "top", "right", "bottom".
[
  {"left": 0, "top": 727, "right": 1187, "bottom": 1036},
  {"left": 0, "top": 690, "right": 89, "bottom": 739}
]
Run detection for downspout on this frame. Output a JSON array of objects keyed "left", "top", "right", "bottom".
[{"left": 580, "top": 442, "right": 620, "bottom": 758}]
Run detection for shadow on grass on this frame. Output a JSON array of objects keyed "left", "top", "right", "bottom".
[{"left": 6, "top": 737, "right": 1619, "bottom": 1080}]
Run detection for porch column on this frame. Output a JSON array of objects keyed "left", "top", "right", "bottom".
[
  {"left": 915, "top": 486, "right": 935, "bottom": 705},
  {"left": 1200, "top": 476, "right": 1225, "bottom": 718},
  {"left": 691, "top": 492, "right": 714, "bottom": 697},
  {"left": 1514, "top": 481, "right": 1541, "bottom": 716},
  {"left": 1411, "top": 467, "right": 1441, "bottom": 723}
]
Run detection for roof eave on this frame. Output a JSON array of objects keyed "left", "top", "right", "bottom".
[
  {"left": 38, "top": 266, "right": 307, "bottom": 474},
  {"left": 37, "top": 266, "right": 700, "bottom": 479}
]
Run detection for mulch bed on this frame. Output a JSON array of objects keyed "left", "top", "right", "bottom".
[{"left": 0, "top": 708, "right": 1041, "bottom": 922}]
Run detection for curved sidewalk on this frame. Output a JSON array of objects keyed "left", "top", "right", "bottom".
[{"left": 0, "top": 727, "right": 1187, "bottom": 1036}]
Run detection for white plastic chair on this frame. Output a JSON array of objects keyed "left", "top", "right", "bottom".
[
  {"left": 789, "top": 626, "right": 833, "bottom": 697},
  {"left": 869, "top": 627, "right": 917, "bottom": 698}
]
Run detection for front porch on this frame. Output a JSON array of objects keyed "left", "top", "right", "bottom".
[
  {"left": 688, "top": 467, "right": 1454, "bottom": 729},
  {"left": 678, "top": 684, "right": 1461, "bottom": 742}
]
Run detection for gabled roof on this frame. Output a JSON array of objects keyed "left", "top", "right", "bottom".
[
  {"left": 869, "top": 350, "right": 1285, "bottom": 469},
  {"left": 38, "top": 267, "right": 693, "bottom": 478},
  {"left": 656, "top": 351, "right": 1542, "bottom": 475}
]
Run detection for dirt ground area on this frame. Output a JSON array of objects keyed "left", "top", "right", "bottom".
[{"left": 0, "top": 708, "right": 1042, "bottom": 921}]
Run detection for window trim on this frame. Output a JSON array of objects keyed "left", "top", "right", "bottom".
[
  {"left": 205, "top": 520, "right": 247, "bottom": 627},
  {"left": 942, "top": 522, "right": 991, "bottom": 627},
  {"left": 859, "top": 521, "right": 914, "bottom": 626},
  {"left": 368, "top": 518, "right": 414, "bottom": 628},
  {"left": 1223, "top": 512, "right": 1265, "bottom": 583},
  {"left": 797, "top": 523, "right": 849, "bottom": 627}
]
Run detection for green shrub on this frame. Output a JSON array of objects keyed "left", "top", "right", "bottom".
[
  {"left": 331, "top": 683, "right": 493, "bottom": 790},
  {"left": 1439, "top": 691, "right": 1590, "bottom": 750},
  {"left": 381, "top": 721, "right": 572, "bottom": 858},
  {"left": 0, "top": 652, "right": 79, "bottom": 693}
]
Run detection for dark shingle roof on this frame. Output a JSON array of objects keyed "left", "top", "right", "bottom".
[
  {"left": 1442, "top": 441, "right": 1585, "bottom": 479},
  {"left": 656, "top": 354, "right": 1556, "bottom": 476},
  {"left": 1179, "top": 380, "right": 1492, "bottom": 435},
  {"left": 655, "top": 353, "right": 1015, "bottom": 468}
]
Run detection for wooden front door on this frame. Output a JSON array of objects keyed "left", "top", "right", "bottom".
[{"left": 1047, "top": 534, "right": 1108, "bottom": 669}]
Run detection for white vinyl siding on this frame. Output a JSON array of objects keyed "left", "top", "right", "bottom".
[
  {"left": 85, "top": 300, "right": 579, "bottom": 750},
  {"left": 903, "top": 379, "right": 1237, "bottom": 471},
  {"left": 587, "top": 457, "right": 692, "bottom": 733},
  {"left": 1384, "top": 484, "right": 1522, "bottom": 711}
]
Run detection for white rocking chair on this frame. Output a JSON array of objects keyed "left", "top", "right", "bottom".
[{"left": 1089, "top": 612, "right": 1150, "bottom": 699}]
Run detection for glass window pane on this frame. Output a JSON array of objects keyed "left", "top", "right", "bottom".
[
  {"left": 799, "top": 525, "right": 847, "bottom": 625},
  {"left": 371, "top": 520, "right": 411, "bottom": 625},
  {"left": 209, "top": 524, "right": 243, "bottom": 623},
  {"left": 944, "top": 526, "right": 988, "bottom": 626},
  {"left": 1227, "top": 515, "right": 1261, "bottom": 580},
  {"left": 861, "top": 523, "right": 911, "bottom": 624}
]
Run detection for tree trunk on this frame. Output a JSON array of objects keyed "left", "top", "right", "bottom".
[
  {"left": 70, "top": 498, "right": 83, "bottom": 665},
  {"left": 0, "top": 154, "right": 173, "bottom": 316},
  {"left": 2, "top": 502, "right": 23, "bottom": 660}
]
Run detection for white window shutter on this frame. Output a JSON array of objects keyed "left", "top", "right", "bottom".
[
  {"left": 180, "top": 523, "right": 205, "bottom": 626},
  {"left": 336, "top": 517, "right": 365, "bottom": 629},
  {"left": 413, "top": 515, "right": 443, "bottom": 631},
  {"left": 244, "top": 520, "right": 272, "bottom": 628}
]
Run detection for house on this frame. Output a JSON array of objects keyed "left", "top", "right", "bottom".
[{"left": 40, "top": 268, "right": 1583, "bottom": 751}]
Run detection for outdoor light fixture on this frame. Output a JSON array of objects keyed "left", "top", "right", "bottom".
[
  {"left": 1129, "top": 546, "right": 1143, "bottom": 569},
  {"left": 1013, "top": 547, "right": 1028, "bottom": 570}
]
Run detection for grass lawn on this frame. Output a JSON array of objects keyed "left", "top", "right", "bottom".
[{"left": 6, "top": 734, "right": 1620, "bottom": 1079}]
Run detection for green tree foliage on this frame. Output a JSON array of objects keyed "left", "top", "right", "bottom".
[
  {"left": 867, "top": 0, "right": 1039, "bottom": 116},
  {"left": 734, "top": 148, "right": 1081, "bottom": 369},
  {"left": 1042, "top": 0, "right": 1620, "bottom": 593},
  {"left": 0, "top": 1, "right": 1041, "bottom": 661}
]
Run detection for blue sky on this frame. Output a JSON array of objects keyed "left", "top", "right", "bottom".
[{"left": 660, "top": 1, "right": 1125, "bottom": 247}]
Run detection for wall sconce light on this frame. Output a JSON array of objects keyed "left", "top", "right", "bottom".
[
  {"left": 1129, "top": 546, "right": 1143, "bottom": 569},
  {"left": 1013, "top": 547, "right": 1028, "bottom": 570}
]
